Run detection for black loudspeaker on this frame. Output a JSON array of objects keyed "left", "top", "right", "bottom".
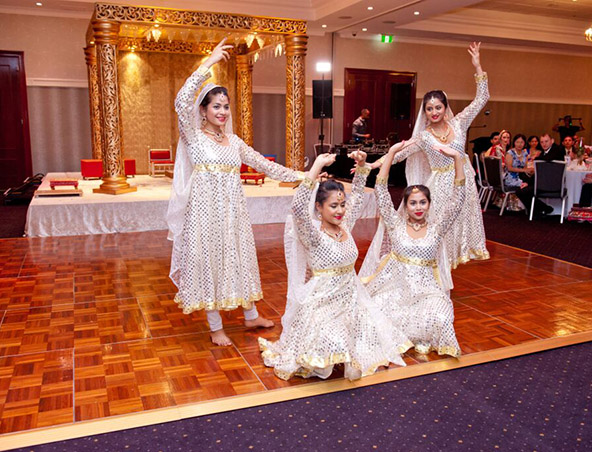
[{"left": 312, "top": 80, "right": 333, "bottom": 119}]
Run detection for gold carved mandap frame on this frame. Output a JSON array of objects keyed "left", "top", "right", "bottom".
[{"left": 84, "top": 2, "right": 307, "bottom": 194}]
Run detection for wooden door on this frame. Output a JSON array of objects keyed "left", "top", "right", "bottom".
[
  {"left": 344, "top": 68, "right": 416, "bottom": 143},
  {"left": 0, "top": 51, "right": 32, "bottom": 190}
]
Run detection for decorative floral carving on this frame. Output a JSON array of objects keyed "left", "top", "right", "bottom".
[
  {"left": 236, "top": 55, "right": 253, "bottom": 146},
  {"left": 285, "top": 35, "right": 307, "bottom": 171},
  {"left": 94, "top": 4, "right": 307, "bottom": 34},
  {"left": 118, "top": 37, "right": 216, "bottom": 55}
]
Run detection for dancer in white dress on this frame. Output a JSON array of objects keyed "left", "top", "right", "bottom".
[
  {"left": 168, "top": 39, "right": 304, "bottom": 346},
  {"left": 362, "top": 143, "right": 467, "bottom": 357},
  {"left": 370, "top": 42, "right": 489, "bottom": 287},
  {"left": 259, "top": 152, "right": 410, "bottom": 380}
]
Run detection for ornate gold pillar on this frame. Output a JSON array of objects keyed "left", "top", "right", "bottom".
[
  {"left": 284, "top": 34, "right": 308, "bottom": 171},
  {"left": 92, "top": 19, "right": 136, "bottom": 195},
  {"left": 84, "top": 45, "right": 102, "bottom": 160},
  {"left": 235, "top": 54, "right": 254, "bottom": 146}
]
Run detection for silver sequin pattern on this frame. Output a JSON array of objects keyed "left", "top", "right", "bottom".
[
  {"left": 172, "top": 68, "right": 302, "bottom": 313},
  {"left": 365, "top": 180, "right": 467, "bottom": 356}
]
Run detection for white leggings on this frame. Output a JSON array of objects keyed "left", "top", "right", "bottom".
[{"left": 206, "top": 305, "right": 259, "bottom": 332}]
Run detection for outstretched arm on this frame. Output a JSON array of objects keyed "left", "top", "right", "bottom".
[
  {"left": 373, "top": 143, "right": 406, "bottom": 229},
  {"left": 369, "top": 139, "right": 421, "bottom": 170},
  {"left": 455, "top": 42, "right": 490, "bottom": 132},
  {"left": 174, "top": 39, "right": 232, "bottom": 138},
  {"left": 239, "top": 142, "right": 304, "bottom": 182}
]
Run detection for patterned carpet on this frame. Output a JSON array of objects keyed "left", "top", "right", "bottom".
[{"left": 12, "top": 341, "right": 591, "bottom": 451}]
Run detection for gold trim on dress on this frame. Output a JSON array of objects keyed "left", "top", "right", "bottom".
[
  {"left": 431, "top": 162, "right": 455, "bottom": 173},
  {"left": 194, "top": 163, "right": 240, "bottom": 174},
  {"left": 361, "top": 251, "right": 441, "bottom": 286},
  {"left": 258, "top": 338, "right": 397, "bottom": 381},
  {"left": 311, "top": 263, "right": 355, "bottom": 278},
  {"left": 376, "top": 176, "right": 389, "bottom": 186},
  {"left": 356, "top": 165, "right": 371, "bottom": 176},
  {"left": 474, "top": 73, "right": 488, "bottom": 82},
  {"left": 300, "top": 177, "right": 315, "bottom": 189},
  {"left": 415, "top": 343, "right": 461, "bottom": 358},
  {"left": 454, "top": 178, "right": 466, "bottom": 186},
  {"left": 174, "top": 291, "right": 262, "bottom": 314},
  {"left": 451, "top": 248, "right": 491, "bottom": 269}
]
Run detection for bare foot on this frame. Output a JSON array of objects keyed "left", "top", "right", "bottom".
[
  {"left": 210, "top": 329, "right": 232, "bottom": 346},
  {"left": 244, "top": 316, "right": 274, "bottom": 329}
]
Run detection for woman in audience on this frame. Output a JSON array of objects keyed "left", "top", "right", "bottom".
[
  {"left": 259, "top": 152, "right": 409, "bottom": 380},
  {"left": 505, "top": 134, "right": 532, "bottom": 187},
  {"left": 526, "top": 135, "right": 542, "bottom": 164},
  {"left": 361, "top": 143, "right": 467, "bottom": 357},
  {"left": 484, "top": 129, "right": 510, "bottom": 163}
]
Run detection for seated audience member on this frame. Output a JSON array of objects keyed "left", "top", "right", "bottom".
[
  {"left": 483, "top": 131, "right": 500, "bottom": 155},
  {"left": 552, "top": 115, "right": 584, "bottom": 141},
  {"left": 561, "top": 135, "right": 576, "bottom": 160},
  {"left": 539, "top": 133, "right": 565, "bottom": 162},
  {"left": 527, "top": 135, "right": 542, "bottom": 163},
  {"left": 505, "top": 134, "right": 532, "bottom": 187},
  {"left": 484, "top": 130, "right": 510, "bottom": 163}
]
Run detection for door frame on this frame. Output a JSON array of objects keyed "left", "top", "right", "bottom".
[{"left": 0, "top": 50, "right": 33, "bottom": 182}]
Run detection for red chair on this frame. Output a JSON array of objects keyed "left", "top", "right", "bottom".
[
  {"left": 81, "top": 159, "right": 103, "bottom": 179},
  {"left": 149, "top": 148, "right": 174, "bottom": 177},
  {"left": 124, "top": 159, "right": 136, "bottom": 178}
]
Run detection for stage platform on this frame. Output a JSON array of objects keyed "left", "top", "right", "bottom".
[
  {"left": 25, "top": 173, "right": 378, "bottom": 237},
  {"left": 1, "top": 220, "right": 591, "bottom": 450}
]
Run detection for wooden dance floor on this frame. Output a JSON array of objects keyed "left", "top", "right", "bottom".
[{"left": 1, "top": 219, "right": 591, "bottom": 449}]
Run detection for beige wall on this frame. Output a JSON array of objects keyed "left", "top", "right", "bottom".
[
  {"left": 2, "top": 12, "right": 591, "bottom": 174},
  {"left": 0, "top": 13, "right": 88, "bottom": 81}
]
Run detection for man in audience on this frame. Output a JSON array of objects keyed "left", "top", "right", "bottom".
[
  {"left": 553, "top": 115, "right": 584, "bottom": 142},
  {"left": 539, "top": 133, "right": 564, "bottom": 162},
  {"left": 561, "top": 135, "right": 576, "bottom": 159}
]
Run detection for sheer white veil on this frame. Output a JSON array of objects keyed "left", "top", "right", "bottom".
[
  {"left": 360, "top": 92, "right": 455, "bottom": 290},
  {"left": 167, "top": 81, "right": 234, "bottom": 286}
]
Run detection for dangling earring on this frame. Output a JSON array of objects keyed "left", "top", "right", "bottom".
[
  {"left": 316, "top": 211, "right": 322, "bottom": 220},
  {"left": 201, "top": 116, "right": 207, "bottom": 125}
]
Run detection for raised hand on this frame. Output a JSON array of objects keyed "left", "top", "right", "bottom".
[
  {"left": 314, "top": 153, "right": 336, "bottom": 169},
  {"left": 348, "top": 150, "right": 367, "bottom": 166},
  {"left": 204, "top": 38, "right": 233, "bottom": 68},
  {"left": 467, "top": 42, "right": 483, "bottom": 75}
]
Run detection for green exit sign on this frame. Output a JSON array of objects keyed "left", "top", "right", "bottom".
[{"left": 381, "top": 35, "right": 393, "bottom": 43}]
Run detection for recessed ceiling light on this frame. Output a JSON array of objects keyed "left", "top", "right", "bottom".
[
  {"left": 368, "top": 6, "right": 374, "bottom": 11},
  {"left": 362, "top": 28, "right": 368, "bottom": 31},
  {"left": 414, "top": 11, "right": 420, "bottom": 15},
  {"left": 322, "top": 24, "right": 327, "bottom": 28},
  {"left": 36, "top": 2, "right": 42, "bottom": 5}
]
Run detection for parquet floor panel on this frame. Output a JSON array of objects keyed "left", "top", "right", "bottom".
[{"left": 0, "top": 221, "right": 590, "bottom": 444}]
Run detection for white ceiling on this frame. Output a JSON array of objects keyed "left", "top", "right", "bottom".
[{"left": 1, "top": 0, "right": 591, "bottom": 52}]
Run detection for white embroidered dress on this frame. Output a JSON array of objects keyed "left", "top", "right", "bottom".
[
  {"left": 363, "top": 176, "right": 466, "bottom": 357},
  {"left": 169, "top": 68, "right": 303, "bottom": 314},
  {"left": 389, "top": 75, "right": 490, "bottom": 274},
  {"left": 259, "top": 168, "right": 410, "bottom": 381}
]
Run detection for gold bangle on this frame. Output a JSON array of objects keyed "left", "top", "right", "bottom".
[
  {"left": 301, "top": 177, "right": 315, "bottom": 189},
  {"left": 376, "top": 176, "right": 389, "bottom": 185},
  {"left": 356, "top": 165, "right": 371, "bottom": 176},
  {"left": 295, "top": 171, "right": 306, "bottom": 181},
  {"left": 474, "top": 73, "right": 488, "bottom": 82},
  {"left": 454, "top": 178, "right": 466, "bottom": 186}
]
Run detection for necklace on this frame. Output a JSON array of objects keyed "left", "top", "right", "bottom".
[
  {"left": 321, "top": 226, "right": 344, "bottom": 241},
  {"left": 428, "top": 124, "right": 451, "bottom": 142},
  {"left": 202, "top": 127, "right": 225, "bottom": 143},
  {"left": 407, "top": 220, "right": 427, "bottom": 232}
]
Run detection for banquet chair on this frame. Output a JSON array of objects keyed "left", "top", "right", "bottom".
[
  {"left": 148, "top": 148, "right": 174, "bottom": 177},
  {"left": 314, "top": 143, "right": 332, "bottom": 156},
  {"left": 474, "top": 153, "right": 491, "bottom": 204},
  {"left": 482, "top": 156, "right": 517, "bottom": 216},
  {"left": 530, "top": 160, "right": 568, "bottom": 223}
]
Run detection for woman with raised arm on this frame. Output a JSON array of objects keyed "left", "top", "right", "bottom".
[
  {"left": 361, "top": 143, "right": 467, "bottom": 357},
  {"left": 167, "top": 39, "right": 304, "bottom": 346},
  {"left": 370, "top": 42, "right": 489, "bottom": 287},
  {"left": 259, "top": 152, "right": 410, "bottom": 380}
]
